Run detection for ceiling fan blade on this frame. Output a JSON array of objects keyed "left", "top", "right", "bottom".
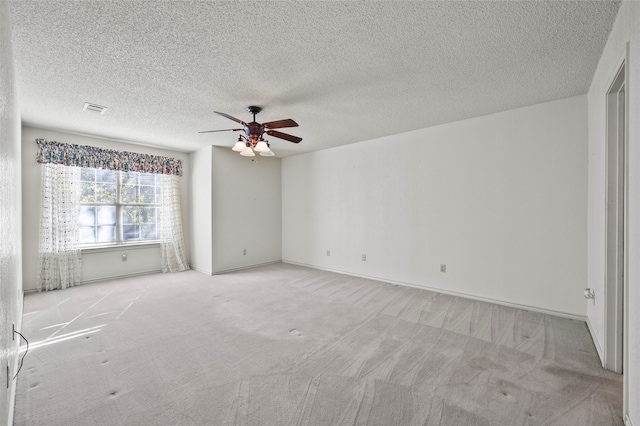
[
  {"left": 262, "top": 118, "right": 299, "bottom": 129},
  {"left": 198, "top": 128, "right": 242, "bottom": 134},
  {"left": 266, "top": 130, "right": 302, "bottom": 144},
  {"left": 214, "top": 111, "right": 247, "bottom": 126}
]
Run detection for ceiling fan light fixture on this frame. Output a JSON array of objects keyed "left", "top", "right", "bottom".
[
  {"left": 254, "top": 140, "right": 270, "bottom": 152},
  {"left": 240, "top": 146, "right": 255, "bottom": 157},
  {"left": 232, "top": 140, "right": 246, "bottom": 152},
  {"left": 200, "top": 106, "right": 302, "bottom": 158}
]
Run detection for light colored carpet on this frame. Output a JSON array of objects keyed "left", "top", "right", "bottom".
[{"left": 14, "top": 263, "right": 622, "bottom": 425}]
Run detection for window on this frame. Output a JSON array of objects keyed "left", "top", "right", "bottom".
[{"left": 79, "top": 168, "right": 160, "bottom": 245}]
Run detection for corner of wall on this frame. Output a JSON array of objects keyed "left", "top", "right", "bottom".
[
  {"left": 188, "top": 145, "right": 213, "bottom": 274},
  {"left": 0, "top": 1, "right": 24, "bottom": 424}
]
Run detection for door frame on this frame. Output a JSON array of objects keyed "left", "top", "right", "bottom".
[{"left": 604, "top": 59, "right": 626, "bottom": 374}]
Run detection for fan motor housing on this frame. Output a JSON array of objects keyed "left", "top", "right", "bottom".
[
  {"left": 245, "top": 122, "right": 264, "bottom": 141},
  {"left": 245, "top": 106, "right": 264, "bottom": 141}
]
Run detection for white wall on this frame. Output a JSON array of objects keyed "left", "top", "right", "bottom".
[
  {"left": 188, "top": 146, "right": 282, "bottom": 274},
  {"left": 0, "top": 2, "right": 22, "bottom": 424},
  {"left": 21, "top": 126, "right": 191, "bottom": 291},
  {"left": 283, "top": 95, "right": 587, "bottom": 317},
  {"left": 189, "top": 145, "right": 213, "bottom": 274},
  {"left": 211, "top": 146, "right": 282, "bottom": 273},
  {"left": 587, "top": 1, "right": 640, "bottom": 423}
]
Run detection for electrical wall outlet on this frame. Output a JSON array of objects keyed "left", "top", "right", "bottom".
[
  {"left": 243, "top": 249, "right": 247, "bottom": 255},
  {"left": 326, "top": 250, "right": 330, "bottom": 256},
  {"left": 121, "top": 253, "right": 127, "bottom": 262},
  {"left": 440, "top": 264, "right": 446, "bottom": 273},
  {"left": 362, "top": 254, "right": 367, "bottom": 261}
]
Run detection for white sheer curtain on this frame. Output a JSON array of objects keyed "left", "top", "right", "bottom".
[
  {"left": 36, "top": 163, "right": 82, "bottom": 291},
  {"left": 159, "top": 174, "right": 189, "bottom": 272}
]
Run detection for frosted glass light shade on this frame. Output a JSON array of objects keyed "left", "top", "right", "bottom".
[
  {"left": 240, "top": 147, "right": 255, "bottom": 157},
  {"left": 254, "top": 141, "right": 270, "bottom": 152},
  {"left": 232, "top": 141, "right": 246, "bottom": 152},
  {"left": 260, "top": 150, "right": 275, "bottom": 157}
]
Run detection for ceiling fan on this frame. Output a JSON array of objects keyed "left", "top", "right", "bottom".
[{"left": 199, "top": 106, "right": 302, "bottom": 157}]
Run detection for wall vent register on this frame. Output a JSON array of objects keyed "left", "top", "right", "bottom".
[{"left": 83, "top": 102, "right": 107, "bottom": 115}]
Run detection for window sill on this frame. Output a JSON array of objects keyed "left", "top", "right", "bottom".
[{"left": 81, "top": 241, "right": 160, "bottom": 254}]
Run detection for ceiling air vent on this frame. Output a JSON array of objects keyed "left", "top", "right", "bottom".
[{"left": 83, "top": 102, "right": 107, "bottom": 115}]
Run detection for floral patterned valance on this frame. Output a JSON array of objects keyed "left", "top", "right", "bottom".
[{"left": 36, "top": 139, "right": 183, "bottom": 176}]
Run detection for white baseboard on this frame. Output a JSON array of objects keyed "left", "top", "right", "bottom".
[
  {"left": 22, "top": 270, "right": 165, "bottom": 293},
  {"left": 7, "top": 292, "right": 24, "bottom": 426},
  {"left": 190, "top": 266, "right": 213, "bottom": 275},
  {"left": 81, "top": 269, "right": 162, "bottom": 285},
  {"left": 7, "top": 346, "right": 18, "bottom": 426},
  {"left": 213, "top": 260, "right": 282, "bottom": 275},
  {"left": 586, "top": 315, "right": 605, "bottom": 366},
  {"left": 283, "top": 260, "right": 586, "bottom": 322}
]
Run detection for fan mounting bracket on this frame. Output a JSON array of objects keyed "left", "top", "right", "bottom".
[{"left": 247, "top": 106, "right": 262, "bottom": 115}]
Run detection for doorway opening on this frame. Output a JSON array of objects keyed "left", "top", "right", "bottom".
[{"left": 604, "top": 61, "right": 625, "bottom": 373}]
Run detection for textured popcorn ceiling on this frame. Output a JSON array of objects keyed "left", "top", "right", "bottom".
[{"left": 9, "top": 1, "right": 620, "bottom": 156}]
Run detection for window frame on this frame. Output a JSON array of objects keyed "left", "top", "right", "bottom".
[{"left": 78, "top": 169, "right": 161, "bottom": 248}]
